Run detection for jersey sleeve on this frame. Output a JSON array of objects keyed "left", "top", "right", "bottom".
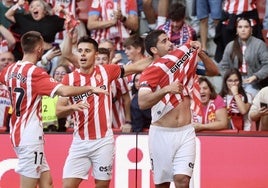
[
  {"left": 139, "top": 66, "right": 161, "bottom": 92},
  {"left": 32, "top": 67, "right": 62, "bottom": 98},
  {"left": 104, "top": 64, "right": 121, "bottom": 82}
]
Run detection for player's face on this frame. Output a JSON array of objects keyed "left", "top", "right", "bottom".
[
  {"left": 199, "top": 81, "right": 211, "bottom": 105},
  {"left": 155, "top": 33, "right": 174, "bottom": 57},
  {"left": 77, "top": 42, "right": 97, "bottom": 70}
]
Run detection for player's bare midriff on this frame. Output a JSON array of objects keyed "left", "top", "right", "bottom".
[{"left": 152, "top": 97, "right": 191, "bottom": 128}]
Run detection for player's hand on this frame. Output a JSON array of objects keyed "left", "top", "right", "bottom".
[
  {"left": 71, "top": 101, "right": 89, "bottom": 111},
  {"left": 192, "top": 122, "right": 203, "bottom": 132},
  {"left": 91, "top": 86, "right": 109, "bottom": 95},
  {"left": 190, "top": 40, "right": 201, "bottom": 50},
  {"left": 165, "top": 80, "right": 183, "bottom": 94}
]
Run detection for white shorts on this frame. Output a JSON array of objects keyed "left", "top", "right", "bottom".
[
  {"left": 149, "top": 125, "right": 196, "bottom": 184},
  {"left": 63, "top": 135, "right": 114, "bottom": 180},
  {"left": 14, "top": 144, "right": 50, "bottom": 178}
]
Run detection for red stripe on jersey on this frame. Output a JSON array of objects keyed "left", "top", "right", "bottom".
[{"left": 61, "top": 64, "right": 121, "bottom": 140}]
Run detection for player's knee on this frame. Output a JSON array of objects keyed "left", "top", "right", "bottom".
[
  {"left": 95, "top": 179, "right": 110, "bottom": 188},
  {"left": 174, "top": 174, "right": 190, "bottom": 188}
]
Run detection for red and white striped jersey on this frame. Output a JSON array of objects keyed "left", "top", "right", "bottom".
[
  {"left": 223, "top": 0, "right": 257, "bottom": 15},
  {"left": 139, "top": 43, "right": 200, "bottom": 123},
  {"left": 111, "top": 77, "right": 129, "bottom": 128},
  {"left": 88, "top": 0, "right": 138, "bottom": 51},
  {"left": 61, "top": 64, "right": 121, "bottom": 140},
  {"left": 0, "top": 61, "right": 62, "bottom": 147}
]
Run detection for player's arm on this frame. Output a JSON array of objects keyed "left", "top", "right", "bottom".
[
  {"left": 138, "top": 81, "right": 183, "bottom": 110},
  {"left": 122, "top": 57, "right": 153, "bottom": 77},
  {"left": 56, "top": 97, "right": 88, "bottom": 118},
  {"left": 197, "top": 51, "right": 220, "bottom": 76},
  {"left": 55, "top": 85, "right": 108, "bottom": 97}
]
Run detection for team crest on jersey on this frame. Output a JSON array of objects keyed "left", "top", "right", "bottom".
[{"left": 95, "top": 74, "right": 102, "bottom": 83}]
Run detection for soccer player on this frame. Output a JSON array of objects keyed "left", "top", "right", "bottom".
[
  {"left": 138, "top": 30, "right": 201, "bottom": 188},
  {"left": 56, "top": 33, "right": 151, "bottom": 188},
  {"left": 0, "top": 31, "right": 107, "bottom": 188}
]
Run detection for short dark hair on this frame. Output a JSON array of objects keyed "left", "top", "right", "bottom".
[
  {"left": 21, "top": 31, "right": 43, "bottom": 53},
  {"left": 123, "top": 34, "right": 145, "bottom": 55},
  {"left": 98, "top": 47, "right": 110, "bottom": 60},
  {"left": 144, "top": 30, "right": 166, "bottom": 57},
  {"left": 168, "top": 3, "right": 185, "bottom": 21},
  {"left": 77, "top": 36, "right": 98, "bottom": 51}
]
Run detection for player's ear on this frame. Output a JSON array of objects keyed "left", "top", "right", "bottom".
[{"left": 150, "top": 47, "right": 158, "bottom": 55}]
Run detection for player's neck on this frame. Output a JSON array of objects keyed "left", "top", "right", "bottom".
[{"left": 21, "top": 54, "right": 38, "bottom": 64}]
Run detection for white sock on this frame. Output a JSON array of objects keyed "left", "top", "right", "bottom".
[
  {"left": 157, "top": 16, "right": 166, "bottom": 27},
  {"left": 148, "top": 23, "right": 156, "bottom": 30}
]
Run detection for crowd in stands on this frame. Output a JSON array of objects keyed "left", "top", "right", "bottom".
[{"left": 1, "top": 0, "right": 268, "bottom": 134}]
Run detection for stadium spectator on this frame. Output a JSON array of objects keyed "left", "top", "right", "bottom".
[
  {"left": 218, "top": 17, "right": 268, "bottom": 98},
  {"left": 157, "top": 2, "right": 197, "bottom": 47},
  {"left": 214, "top": 0, "right": 263, "bottom": 62},
  {"left": 0, "top": 51, "right": 14, "bottom": 132},
  {"left": 5, "top": 0, "right": 65, "bottom": 60},
  {"left": 219, "top": 68, "right": 253, "bottom": 131},
  {"left": 156, "top": 3, "right": 219, "bottom": 78},
  {"left": 0, "top": 24, "right": 16, "bottom": 52},
  {"left": 193, "top": 76, "right": 228, "bottom": 132},
  {"left": 42, "top": 64, "right": 72, "bottom": 132},
  {"left": 0, "top": 0, "right": 24, "bottom": 29},
  {"left": 123, "top": 34, "right": 145, "bottom": 88},
  {"left": 95, "top": 47, "right": 110, "bottom": 65},
  {"left": 249, "top": 86, "right": 268, "bottom": 131},
  {"left": 87, "top": 0, "right": 139, "bottom": 64},
  {"left": 262, "top": 0, "right": 268, "bottom": 45},
  {"left": 130, "top": 73, "right": 151, "bottom": 132},
  {"left": 196, "top": 0, "right": 221, "bottom": 52},
  {"left": 142, "top": 0, "right": 169, "bottom": 32}
]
